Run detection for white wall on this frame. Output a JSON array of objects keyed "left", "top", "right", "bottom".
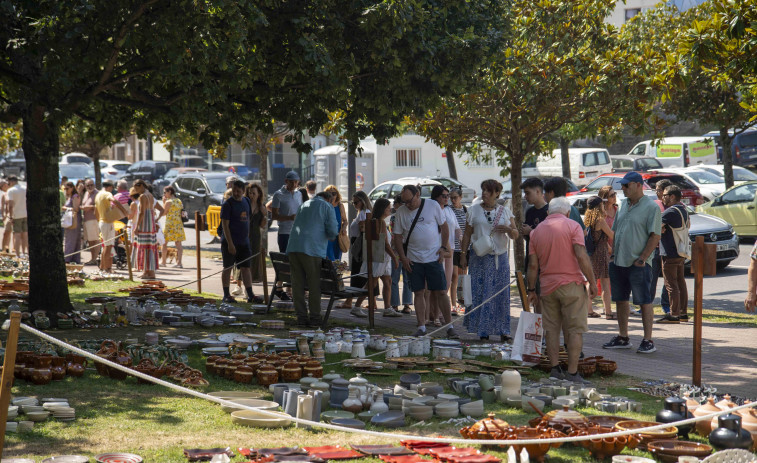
[
  {"left": 606, "top": 0, "right": 659, "bottom": 27},
  {"left": 366, "top": 134, "right": 505, "bottom": 192}
]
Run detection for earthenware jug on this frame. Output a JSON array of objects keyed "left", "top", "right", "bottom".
[
  {"left": 65, "top": 353, "right": 88, "bottom": 377},
  {"left": 656, "top": 396, "right": 692, "bottom": 437},
  {"left": 50, "top": 356, "right": 66, "bottom": 381},
  {"left": 370, "top": 391, "right": 389, "bottom": 414},
  {"left": 709, "top": 413, "right": 753, "bottom": 451},
  {"left": 281, "top": 360, "right": 303, "bottom": 382},
  {"left": 256, "top": 363, "right": 279, "bottom": 387},
  {"left": 296, "top": 394, "right": 314, "bottom": 428},
  {"left": 385, "top": 338, "right": 400, "bottom": 359},
  {"left": 342, "top": 388, "right": 363, "bottom": 413}
]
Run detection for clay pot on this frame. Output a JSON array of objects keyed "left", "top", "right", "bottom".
[
  {"left": 243, "top": 357, "right": 261, "bottom": 374},
  {"left": 281, "top": 360, "right": 303, "bottom": 382},
  {"left": 459, "top": 413, "right": 510, "bottom": 440},
  {"left": 303, "top": 360, "right": 323, "bottom": 379},
  {"left": 14, "top": 351, "right": 33, "bottom": 380},
  {"left": 735, "top": 407, "right": 757, "bottom": 450},
  {"left": 65, "top": 353, "right": 88, "bottom": 377},
  {"left": 256, "top": 364, "right": 279, "bottom": 387},
  {"left": 693, "top": 397, "right": 721, "bottom": 436},
  {"left": 205, "top": 355, "right": 220, "bottom": 375},
  {"left": 341, "top": 389, "right": 364, "bottom": 414},
  {"left": 656, "top": 396, "right": 692, "bottom": 438},
  {"left": 505, "top": 427, "right": 565, "bottom": 463},
  {"left": 213, "top": 358, "right": 228, "bottom": 377},
  {"left": 108, "top": 350, "right": 133, "bottom": 380},
  {"left": 50, "top": 356, "right": 67, "bottom": 381},
  {"left": 233, "top": 365, "right": 254, "bottom": 384},
  {"left": 33, "top": 354, "right": 53, "bottom": 369},
  {"left": 31, "top": 366, "right": 52, "bottom": 385},
  {"left": 95, "top": 340, "right": 119, "bottom": 377},
  {"left": 715, "top": 394, "right": 735, "bottom": 410},
  {"left": 709, "top": 413, "right": 753, "bottom": 451},
  {"left": 224, "top": 360, "right": 242, "bottom": 380},
  {"left": 570, "top": 426, "right": 640, "bottom": 460}
]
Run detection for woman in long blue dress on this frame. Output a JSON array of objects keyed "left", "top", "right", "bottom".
[{"left": 325, "top": 184, "right": 347, "bottom": 261}]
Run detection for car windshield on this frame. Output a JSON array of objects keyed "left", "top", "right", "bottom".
[
  {"left": 734, "top": 168, "right": 757, "bottom": 182},
  {"left": 432, "top": 178, "right": 460, "bottom": 189},
  {"left": 419, "top": 185, "right": 435, "bottom": 198},
  {"left": 60, "top": 164, "right": 94, "bottom": 178},
  {"left": 206, "top": 178, "right": 228, "bottom": 193},
  {"left": 687, "top": 170, "right": 724, "bottom": 185},
  {"left": 164, "top": 169, "right": 180, "bottom": 179}
]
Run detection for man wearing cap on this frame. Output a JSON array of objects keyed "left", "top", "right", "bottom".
[
  {"left": 271, "top": 171, "right": 303, "bottom": 299},
  {"left": 603, "top": 171, "right": 661, "bottom": 354}
]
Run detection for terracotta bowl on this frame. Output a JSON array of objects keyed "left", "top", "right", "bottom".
[
  {"left": 614, "top": 420, "right": 678, "bottom": 450},
  {"left": 647, "top": 440, "right": 713, "bottom": 462},
  {"left": 570, "top": 426, "right": 641, "bottom": 460},
  {"left": 505, "top": 427, "right": 564, "bottom": 463},
  {"left": 589, "top": 415, "right": 636, "bottom": 428}
]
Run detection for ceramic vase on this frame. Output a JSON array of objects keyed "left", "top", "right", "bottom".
[
  {"left": 351, "top": 340, "right": 366, "bottom": 358},
  {"left": 370, "top": 391, "right": 389, "bottom": 414},
  {"left": 342, "top": 388, "right": 363, "bottom": 413},
  {"left": 656, "top": 396, "right": 692, "bottom": 438},
  {"left": 296, "top": 394, "right": 314, "bottom": 428},
  {"left": 693, "top": 397, "right": 722, "bottom": 436},
  {"left": 709, "top": 413, "right": 753, "bottom": 451}
]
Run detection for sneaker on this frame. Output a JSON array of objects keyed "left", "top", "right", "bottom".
[
  {"left": 630, "top": 308, "right": 642, "bottom": 316},
  {"left": 350, "top": 307, "right": 367, "bottom": 318},
  {"left": 383, "top": 309, "right": 402, "bottom": 317},
  {"left": 656, "top": 314, "right": 680, "bottom": 324},
  {"left": 412, "top": 328, "right": 426, "bottom": 337},
  {"left": 231, "top": 286, "right": 243, "bottom": 296},
  {"left": 247, "top": 295, "right": 265, "bottom": 304},
  {"left": 447, "top": 327, "right": 460, "bottom": 339},
  {"left": 637, "top": 339, "right": 657, "bottom": 354},
  {"left": 450, "top": 308, "right": 458, "bottom": 317},
  {"left": 564, "top": 371, "right": 589, "bottom": 384},
  {"left": 222, "top": 296, "right": 237, "bottom": 303},
  {"left": 679, "top": 314, "right": 689, "bottom": 322},
  {"left": 549, "top": 365, "right": 566, "bottom": 380},
  {"left": 603, "top": 336, "right": 632, "bottom": 349}
]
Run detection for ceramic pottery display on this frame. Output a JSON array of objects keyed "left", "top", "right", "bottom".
[
  {"left": 709, "top": 414, "right": 753, "bottom": 451},
  {"left": 656, "top": 396, "right": 692, "bottom": 438}
]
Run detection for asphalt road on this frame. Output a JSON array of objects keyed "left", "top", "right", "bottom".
[{"left": 178, "top": 220, "right": 754, "bottom": 314}]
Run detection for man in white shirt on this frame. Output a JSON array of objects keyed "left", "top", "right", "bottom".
[
  {"left": 0, "top": 179, "right": 10, "bottom": 252},
  {"left": 6, "top": 176, "right": 28, "bottom": 257},
  {"left": 393, "top": 184, "right": 457, "bottom": 338}
]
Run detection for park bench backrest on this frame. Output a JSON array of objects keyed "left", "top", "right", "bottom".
[{"left": 269, "top": 252, "right": 343, "bottom": 293}]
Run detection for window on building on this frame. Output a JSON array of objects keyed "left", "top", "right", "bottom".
[
  {"left": 468, "top": 154, "right": 494, "bottom": 168},
  {"left": 625, "top": 8, "right": 641, "bottom": 22},
  {"left": 395, "top": 148, "right": 421, "bottom": 167}
]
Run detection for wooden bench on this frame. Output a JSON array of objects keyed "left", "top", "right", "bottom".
[{"left": 266, "top": 252, "right": 369, "bottom": 328}]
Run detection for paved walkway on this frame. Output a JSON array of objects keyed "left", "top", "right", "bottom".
[{"left": 112, "top": 256, "right": 757, "bottom": 398}]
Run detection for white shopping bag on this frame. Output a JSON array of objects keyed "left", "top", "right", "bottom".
[
  {"left": 510, "top": 311, "right": 543, "bottom": 366},
  {"left": 461, "top": 274, "right": 472, "bottom": 306}
]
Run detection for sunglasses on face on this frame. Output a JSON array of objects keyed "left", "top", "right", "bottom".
[{"left": 439, "top": 194, "right": 449, "bottom": 199}]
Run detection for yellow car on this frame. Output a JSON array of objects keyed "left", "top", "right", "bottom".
[{"left": 696, "top": 181, "right": 757, "bottom": 237}]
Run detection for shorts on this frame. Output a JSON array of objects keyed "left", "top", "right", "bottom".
[
  {"left": 453, "top": 250, "right": 470, "bottom": 268},
  {"left": 609, "top": 261, "right": 653, "bottom": 305},
  {"left": 540, "top": 282, "right": 589, "bottom": 335},
  {"left": 221, "top": 240, "right": 252, "bottom": 268},
  {"left": 83, "top": 219, "right": 99, "bottom": 242},
  {"left": 408, "top": 261, "right": 447, "bottom": 292},
  {"left": 12, "top": 217, "right": 27, "bottom": 233},
  {"left": 99, "top": 222, "right": 115, "bottom": 245}
]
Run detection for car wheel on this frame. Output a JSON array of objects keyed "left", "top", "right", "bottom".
[{"left": 716, "top": 261, "right": 731, "bottom": 270}]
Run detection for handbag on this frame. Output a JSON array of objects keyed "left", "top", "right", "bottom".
[
  {"left": 61, "top": 209, "right": 74, "bottom": 229},
  {"left": 472, "top": 205, "right": 505, "bottom": 257},
  {"left": 338, "top": 231, "right": 350, "bottom": 253},
  {"left": 181, "top": 209, "right": 189, "bottom": 223},
  {"left": 584, "top": 227, "right": 596, "bottom": 256},
  {"left": 510, "top": 311, "right": 543, "bottom": 366},
  {"left": 671, "top": 206, "right": 691, "bottom": 259},
  {"left": 350, "top": 233, "right": 363, "bottom": 263}
]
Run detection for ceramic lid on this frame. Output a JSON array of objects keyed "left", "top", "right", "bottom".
[
  {"left": 311, "top": 381, "right": 329, "bottom": 391},
  {"left": 331, "top": 378, "right": 350, "bottom": 388},
  {"left": 349, "top": 374, "right": 368, "bottom": 385},
  {"left": 323, "top": 371, "right": 342, "bottom": 382},
  {"left": 300, "top": 375, "right": 319, "bottom": 386}
]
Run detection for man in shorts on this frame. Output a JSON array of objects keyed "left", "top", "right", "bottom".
[
  {"left": 95, "top": 180, "right": 129, "bottom": 273},
  {"left": 528, "top": 197, "right": 597, "bottom": 383},
  {"left": 393, "top": 184, "right": 457, "bottom": 338},
  {"left": 603, "top": 172, "right": 661, "bottom": 354},
  {"left": 220, "top": 180, "right": 261, "bottom": 304},
  {"left": 6, "top": 176, "right": 27, "bottom": 258},
  {"left": 81, "top": 179, "right": 100, "bottom": 264}
]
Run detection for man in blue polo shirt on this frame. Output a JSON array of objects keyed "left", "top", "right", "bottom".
[
  {"left": 220, "top": 180, "right": 262, "bottom": 304},
  {"left": 603, "top": 171, "right": 661, "bottom": 354}
]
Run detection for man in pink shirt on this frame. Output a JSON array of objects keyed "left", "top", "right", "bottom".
[{"left": 527, "top": 197, "right": 597, "bottom": 383}]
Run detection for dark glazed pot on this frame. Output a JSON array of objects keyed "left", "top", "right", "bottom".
[
  {"left": 656, "top": 396, "right": 692, "bottom": 438},
  {"left": 709, "top": 413, "right": 753, "bottom": 451}
]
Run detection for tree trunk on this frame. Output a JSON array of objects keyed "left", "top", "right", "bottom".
[
  {"left": 560, "top": 137, "right": 571, "bottom": 179},
  {"left": 347, "top": 139, "right": 357, "bottom": 225},
  {"left": 23, "top": 105, "right": 73, "bottom": 323},
  {"left": 92, "top": 150, "right": 102, "bottom": 189},
  {"left": 510, "top": 153, "right": 525, "bottom": 273},
  {"left": 445, "top": 147, "right": 458, "bottom": 180},
  {"left": 720, "top": 127, "right": 735, "bottom": 190},
  {"left": 257, "top": 135, "right": 269, "bottom": 196}
]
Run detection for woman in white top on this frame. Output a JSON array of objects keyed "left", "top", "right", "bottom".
[
  {"left": 341, "top": 190, "right": 372, "bottom": 315},
  {"left": 427, "top": 185, "right": 459, "bottom": 326},
  {"left": 460, "top": 179, "right": 519, "bottom": 341}
]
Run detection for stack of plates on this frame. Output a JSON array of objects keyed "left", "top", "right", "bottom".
[
  {"left": 261, "top": 320, "right": 285, "bottom": 330},
  {"left": 41, "top": 456, "right": 89, "bottom": 463},
  {"left": 43, "top": 401, "right": 75, "bottom": 421},
  {"left": 7, "top": 405, "right": 19, "bottom": 420},
  {"left": 11, "top": 397, "right": 39, "bottom": 407}
]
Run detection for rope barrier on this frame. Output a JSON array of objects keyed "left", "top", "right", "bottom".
[
  {"left": 63, "top": 233, "right": 121, "bottom": 258},
  {"left": 13, "top": 323, "right": 757, "bottom": 446},
  {"left": 165, "top": 251, "right": 261, "bottom": 291}
]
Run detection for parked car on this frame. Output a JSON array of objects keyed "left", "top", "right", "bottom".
[
  {"left": 696, "top": 181, "right": 757, "bottom": 238},
  {"left": 569, "top": 172, "right": 703, "bottom": 207},
  {"left": 99, "top": 160, "right": 132, "bottom": 182},
  {"left": 703, "top": 128, "right": 757, "bottom": 166},
  {"left": 610, "top": 155, "right": 663, "bottom": 173},
  {"left": 210, "top": 162, "right": 257, "bottom": 180},
  {"left": 427, "top": 177, "right": 475, "bottom": 204},
  {"left": 59, "top": 162, "right": 97, "bottom": 184},
  {"left": 523, "top": 148, "right": 613, "bottom": 186},
  {"left": 656, "top": 167, "right": 727, "bottom": 203},
  {"left": 625, "top": 137, "right": 718, "bottom": 167},
  {"left": 0, "top": 150, "right": 26, "bottom": 179},
  {"left": 171, "top": 171, "right": 241, "bottom": 217},
  {"left": 153, "top": 167, "right": 208, "bottom": 199},
  {"left": 368, "top": 177, "right": 443, "bottom": 202},
  {"left": 60, "top": 152, "right": 92, "bottom": 164},
  {"left": 694, "top": 164, "right": 757, "bottom": 185},
  {"left": 120, "top": 160, "right": 179, "bottom": 186},
  {"left": 174, "top": 154, "right": 208, "bottom": 169}
]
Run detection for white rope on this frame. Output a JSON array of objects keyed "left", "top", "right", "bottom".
[
  {"left": 19, "top": 322, "right": 750, "bottom": 446},
  {"left": 323, "top": 275, "right": 517, "bottom": 366},
  {"left": 165, "top": 251, "right": 261, "bottom": 291},
  {"left": 63, "top": 233, "right": 122, "bottom": 258}
]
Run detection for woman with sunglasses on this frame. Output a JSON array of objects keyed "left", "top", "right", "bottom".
[
  {"left": 596, "top": 185, "right": 618, "bottom": 319},
  {"left": 341, "top": 191, "right": 372, "bottom": 315},
  {"left": 584, "top": 194, "right": 615, "bottom": 319},
  {"left": 62, "top": 181, "right": 82, "bottom": 263}
]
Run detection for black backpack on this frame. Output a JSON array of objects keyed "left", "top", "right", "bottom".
[{"left": 584, "top": 227, "right": 595, "bottom": 256}]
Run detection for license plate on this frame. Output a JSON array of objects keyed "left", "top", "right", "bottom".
[{"left": 716, "top": 244, "right": 729, "bottom": 251}]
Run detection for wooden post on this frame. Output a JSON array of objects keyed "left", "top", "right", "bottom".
[
  {"left": 0, "top": 312, "right": 22, "bottom": 457},
  {"left": 261, "top": 233, "right": 269, "bottom": 305},
  {"left": 365, "top": 215, "right": 375, "bottom": 328},
  {"left": 516, "top": 270, "right": 531, "bottom": 312},
  {"left": 122, "top": 229, "right": 133, "bottom": 281},
  {"left": 693, "top": 235, "right": 704, "bottom": 387},
  {"left": 195, "top": 212, "right": 203, "bottom": 294}
]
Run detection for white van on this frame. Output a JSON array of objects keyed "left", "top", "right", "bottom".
[
  {"left": 625, "top": 136, "right": 717, "bottom": 167},
  {"left": 522, "top": 148, "right": 612, "bottom": 186}
]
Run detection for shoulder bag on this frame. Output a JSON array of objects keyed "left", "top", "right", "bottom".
[
  {"left": 584, "top": 226, "right": 596, "bottom": 256},
  {"left": 472, "top": 205, "right": 505, "bottom": 257},
  {"left": 671, "top": 206, "right": 691, "bottom": 259},
  {"left": 402, "top": 199, "right": 425, "bottom": 255},
  {"left": 61, "top": 209, "right": 74, "bottom": 229}
]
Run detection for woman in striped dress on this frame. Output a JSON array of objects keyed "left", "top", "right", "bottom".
[
  {"left": 449, "top": 189, "right": 467, "bottom": 315},
  {"left": 133, "top": 180, "right": 164, "bottom": 279}
]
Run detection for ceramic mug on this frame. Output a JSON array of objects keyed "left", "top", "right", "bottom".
[
  {"left": 452, "top": 379, "right": 471, "bottom": 394},
  {"left": 478, "top": 375, "right": 495, "bottom": 391},
  {"left": 465, "top": 384, "right": 482, "bottom": 399},
  {"left": 481, "top": 389, "right": 497, "bottom": 404}
]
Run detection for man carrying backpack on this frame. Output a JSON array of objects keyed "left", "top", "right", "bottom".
[{"left": 657, "top": 185, "right": 690, "bottom": 324}]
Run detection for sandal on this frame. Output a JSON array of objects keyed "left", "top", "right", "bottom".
[
  {"left": 588, "top": 312, "right": 602, "bottom": 318},
  {"left": 605, "top": 313, "right": 617, "bottom": 320},
  {"left": 401, "top": 305, "right": 412, "bottom": 314}
]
